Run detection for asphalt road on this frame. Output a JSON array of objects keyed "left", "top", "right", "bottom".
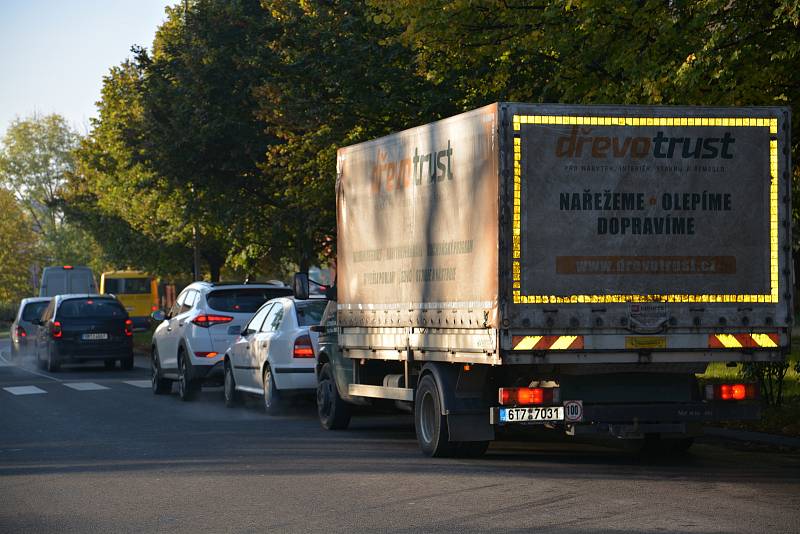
[{"left": 1, "top": 338, "right": 799, "bottom": 533}]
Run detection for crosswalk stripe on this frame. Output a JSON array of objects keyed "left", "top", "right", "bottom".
[
  {"left": 4, "top": 386, "right": 47, "bottom": 395},
  {"left": 64, "top": 382, "right": 109, "bottom": 391},
  {"left": 124, "top": 380, "right": 151, "bottom": 389}
]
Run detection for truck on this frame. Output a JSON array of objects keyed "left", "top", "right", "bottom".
[{"left": 296, "top": 103, "right": 792, "bottom": 457}]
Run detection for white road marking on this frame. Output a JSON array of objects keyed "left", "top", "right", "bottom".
[
  {"left": 4, "top": 386, "right": 47, "bottom": 395},
  {"left": 64, "top": 382, "right": 109, "bottom": 391},
  {"left": 124, "top": 380, "right": 151, "bottom": 388}
]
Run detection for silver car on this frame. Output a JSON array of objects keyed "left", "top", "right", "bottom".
[
  {"left": 10, "top": 297, "right": 51, "bottom": 360},
  {"left": 223, "top": 297, "right": 327, "bottom": 414}
]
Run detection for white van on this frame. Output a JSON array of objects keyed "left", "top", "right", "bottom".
[{"left": 39, "top": 265, "right": 98, "bottom": 297}]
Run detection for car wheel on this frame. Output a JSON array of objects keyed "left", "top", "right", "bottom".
[
  {"left": 151, "top": 347, "right": 171, "bottom": 395},
  {"left": 224, "top": 361, "right": 240, "bottom": 408},
  {"left": 46, "top": 349, "right": 61, "bottom": 373},
  {"left": 178, "top": 351, "right": 199, "bottom": 401},
  {"left": 104, "top": 359, "right": 116, "bottom": 370},
  {"left": 415, "top": 374, "right": 457, "bottom": 457},
  {"left": 262, "top": 365, "right": 281, "bottom": 415},
  {"left": 120, "top": 355, "right": 134, "bottom": 370},
  {"left": 317, "top": 362, "right": 351, "bottom": 430}
]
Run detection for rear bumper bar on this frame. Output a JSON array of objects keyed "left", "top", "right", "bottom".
[{"left": 490, "top": 401, "right": 760, "bottom": 426}]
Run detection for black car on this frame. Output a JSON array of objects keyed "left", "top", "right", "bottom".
[{"left": 34, "top": 294, "right": 134, "bottom": 372}]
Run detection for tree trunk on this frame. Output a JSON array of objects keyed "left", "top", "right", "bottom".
[{"left": 209, "top": 261, "right": 222, "bottom": 283}]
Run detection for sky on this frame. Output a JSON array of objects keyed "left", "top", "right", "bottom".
[{"left": 0, "top": 0, "right": 174, "bottom": 136}]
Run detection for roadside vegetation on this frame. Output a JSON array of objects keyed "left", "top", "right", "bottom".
[{"left": 700, "top": 347, "right": 800, "bottom": 437}]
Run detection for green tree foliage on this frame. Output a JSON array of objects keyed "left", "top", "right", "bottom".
[
  {"left": 0, "top": 113, "right": 104, "bottom": 269},
  {"left": 0, "top": 188, "right": 38, "bottom": 300},
  {"left": 131, "top": 0, "right": 279, "bottom": 280},
  {"left": 64, "top": 60, "right": 194, "bottom": 279},
  {"left": 251, "top": 0, "right": 457, "bottom": 270}
]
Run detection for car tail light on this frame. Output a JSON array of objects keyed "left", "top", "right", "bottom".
[
  {"left": 705, "top": 383, "right": 758, "bottom": 401},
  {"left": 124, "top": 319, "right": 133, "bottom": 337},
  {"left": 151, "top": 305, "right": 158, "bottom": 311},
  {"left": 194, "top": 352, "right": 219, "bottom": 358},
  {"left": 293, "top": 335, "right": 314, "bottom": 358},
  {"left": 51, "top": 321, "right": 63, "bottom": 339},
  {"left": 191, "top": 314, "right": 233, "bottom": 328},
  {"left": 16, "top": 325, "right": 27, "bottom": 338},
  {"left": 498, "top": 387, "right": 559, "bottom": 406}
]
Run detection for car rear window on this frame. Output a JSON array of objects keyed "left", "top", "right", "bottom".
[
  {"left": 295, "top": 300, "right": 327, "bottom": 326},
  {"left": 206, "top": 287, "right": 293, "bottom": 313},
  {"left": 58, "top": 299, "right": 127, "bottom": 318},
  {"left": 21, "top": 301, "right": 49, "bottom": 322},
  {"left": 105, "top": 278, "right": 151, "bottom": 294}
]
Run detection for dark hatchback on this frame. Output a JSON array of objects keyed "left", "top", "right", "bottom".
[{"left": 34, "top": 295, "right": 134, "bottom": 372}]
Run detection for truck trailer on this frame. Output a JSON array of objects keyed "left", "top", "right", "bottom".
[{"left": 302, "top": 103, "right": 792, "bottom": 457}]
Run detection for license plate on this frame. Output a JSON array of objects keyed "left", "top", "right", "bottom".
[
  {"left": 499, "top": 406, "right": 564, "bottom": 423},
  {"left": 81, "top": 333, "right": 108, "bottom": 340}
]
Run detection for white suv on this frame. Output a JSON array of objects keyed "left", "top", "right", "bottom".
[{"left": 150, "top": 282, "right": 292, "bottom": 400}]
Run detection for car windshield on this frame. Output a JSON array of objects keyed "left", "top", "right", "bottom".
[
  {"left": 58, "top": 299, "right": 127, "bottom": 318},
  {"left": 21, "top": 301, "right": 49, "bottom": 322},
  {"left": 105, "top": 277, "right": 150, "bottom": 294},
  {"left": 295, "top": 300, "right": 327, "bottom": 326},
  {"left": 206, "top": 287, "right": 293, "bottom": 313}
]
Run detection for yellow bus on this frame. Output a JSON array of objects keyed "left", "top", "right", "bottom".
[{"left": 100, "top": 271, "right": 159, "bottom": 330}]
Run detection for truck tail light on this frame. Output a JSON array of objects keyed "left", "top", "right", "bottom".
[
  {"left": 191, "top": 314, "right": 233, "bottom": 328},
  {"left": 705, "top": 383, "right": 758, "bottom": 401},
  {"left": 293, "top": 335, "right": 314, "bottom": 358},
  {"left": 124, "top": 319, "right": 133, "bottom": 337},
  {"left": 499, "top": 387, "right": 559, "bottom": 406},
  {"left": 16, "top": 325, "right": 27, "bottom": 338},
  {"left": 52, "top": 321, "right": 63, "bottom": 339}
]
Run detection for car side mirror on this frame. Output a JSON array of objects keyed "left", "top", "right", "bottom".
[
  {"left": 227, "top": 324, "right": 241, "bottom": 336},
  {"left": 150, "top": 310, "right": 166, "bottom": 322},
  {"left": 241, "top": 327, "right": 255, "bottom": 337},
  {"left": 293, "top": 272, "right": 309, "bottom": 300},
  {"left": 325, "top": 285, "right": 337, "bottom": 300},
  {"left": 309, "top": 324, "right": 325, "bottom": 333}
]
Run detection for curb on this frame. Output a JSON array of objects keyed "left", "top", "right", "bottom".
[{"left": 703, "top": 426, "right": 800, "bottom": 449}]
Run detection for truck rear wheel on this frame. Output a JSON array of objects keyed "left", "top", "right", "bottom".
[
  {"left": 317, "top": 362, "right": 351, "bottom": 430},
  {"left": 415, "top": 375, "right": 458, "bottom": 457}
]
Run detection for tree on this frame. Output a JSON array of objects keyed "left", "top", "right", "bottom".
[
  {"left": 130, "top": 0, "right": 281, "bottom": 281},
  {"left": 0, "top": 188, "right": 38, "bottom": 300},
  {"left": 0, "top": 113, "right": 106, "bottom": 270},
  {"left": 65, "top": 60, "right": 195, "bottom": 279},
  {"left": 251, "top": 0, "right": 459, "bottom": 270}
]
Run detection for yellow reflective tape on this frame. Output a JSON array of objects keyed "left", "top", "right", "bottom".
[
  {"left": 715, "top": 334, "right": 743, "bottom": 348},
  {"left": 514, "top": 336, "right": 541, "bottom": 351},
  {"left": 751, "top": 334, "right": 778, "bottom": 348},
  {"left": 550, "top": 336, "right": 578, "bottom": 350},
  {"left": 513, "top": 115, "right": 778, "bottom": 305}
]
